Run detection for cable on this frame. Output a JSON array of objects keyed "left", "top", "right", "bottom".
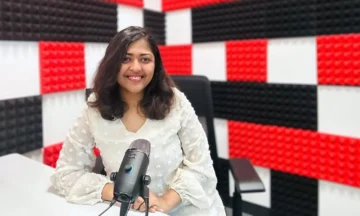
[{"left": 98, "top": 199, "right": 117, "bottom": 216}]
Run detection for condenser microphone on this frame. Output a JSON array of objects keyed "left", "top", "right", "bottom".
[{"left": 110, "top": 139, "right": 152, "bottom": 216}]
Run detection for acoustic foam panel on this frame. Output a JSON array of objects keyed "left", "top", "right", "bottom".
[
  {"left": 318, "top": 86, "right": 360, "bottom": 139},
  {"left": 106, "top": 0, "right": 143, "bottom": 8},
  {"left": 84, "top": 43, "right": 108, "bottom": 88},
  {"left": 265, "top": 0, "right": 317, "bottom": 38},
  {"left": 158, "top": 45, "right": 192, "bottom": 75},
  {"left": 39, "top": 42, "right": 86, "bottom": 94},
  {"left": 0, "top": 41, "right": 40, "bottom": 100},
  {"left": 144, "top": 9, "right": 165, "bottom": 45},
  {"left": 319, "top": 181, "right": 360, "bottom": 216},
  {"left": 165, "top": 9, "right": 192, "bottom": 45},
  {"left": 162, "top": 0, "right": 233, "bottom": 12},
  {"left": 42, "top": 90, "right": 86, "bottom": 147},
  {"left": 144, "top": 0, "right": 162, "bottom": 12},
  {"left": 0, "top": 0, "right": 117, "bottom": 42},
  {"left": 211, "top": 81, "right": 317, "bottom": 130},
  {"left": 316, "top": 0, "right": 360, "bottom": 35},
  {"left": 271, "top": 170, "right": 318, "bottom": 216},
  {"left": 226, "top": 39, "right": 267, "bottom": 82},
  {"left": 0, "top": 96, "right": 42, "bottom": 156},
  {"left": 192, "top": 0, "right": 267, "bottom": 43},
  {"left": 267, "top": 37, "right": 317, "bottom": 85},
  {"left": 192, "top": 42, "right": 226, "bottom": 81},
  {"left": 117, "top": 4, "right": 144, "bottom": 31},
  {"left": 213, "top": 119, "right": 228, "bottom": 159},
  {"left": 317, "top": 34, "right": 360, "bottom": 86},
  {"left": 43, "top": 142, "right": 63, "bottom": 168},
  {"left": 228, "top": 120, "right": 360, "bottom": 188}
]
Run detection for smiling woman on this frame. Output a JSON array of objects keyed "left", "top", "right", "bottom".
[
  {"left": 88, "top": 26, "right": 175, "bottom": 121},
  {"left": 50, "top": 26, "right": 226, "bottom": 216}
]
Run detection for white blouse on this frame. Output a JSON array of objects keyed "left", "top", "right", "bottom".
[{"left": 50, "top": 87, "right": 226, "bottom": 216}]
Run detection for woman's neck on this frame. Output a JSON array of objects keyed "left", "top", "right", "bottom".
[{"left": 121, "top": 89, "right": 143, "bottom": 108}]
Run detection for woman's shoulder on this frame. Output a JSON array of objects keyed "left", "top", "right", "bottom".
[{"left": 171, "top": 87, "right": 192, "bottom": 112}]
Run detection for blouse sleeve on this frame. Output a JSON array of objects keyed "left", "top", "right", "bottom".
[
  {"left": 168, "top": 89, "right": 219, "bottom": 209},
  {"left": 50, "top": 102, "right": 111, "bottom": 205}
]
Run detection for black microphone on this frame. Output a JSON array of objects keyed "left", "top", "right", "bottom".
[{"left": 99, "top": 139, "right": 152, "bottom": 216}]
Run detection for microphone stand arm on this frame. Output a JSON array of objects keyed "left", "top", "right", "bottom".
[{"left": 139, "top": 175, "right": 151, "bottom": 216}]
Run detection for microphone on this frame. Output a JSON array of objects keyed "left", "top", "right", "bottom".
[{"left": 98, "top": 139, "right": 152, "bottom": 216}]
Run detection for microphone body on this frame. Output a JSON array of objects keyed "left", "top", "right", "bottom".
[
  {"left": 111, "top": 148, "right": 149, "bottom": 203},
  {"left": 109, "top": 139, "right": 152, "bottom": 216}
]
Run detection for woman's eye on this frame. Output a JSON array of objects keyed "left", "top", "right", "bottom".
[
  {"left": 142, "top": 58, "right": 150, "bottom": 62},
  {"left": 123, "top": 57, "right": 130, "bottom": 62}
]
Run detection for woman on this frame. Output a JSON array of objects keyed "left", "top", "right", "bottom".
[{"left": 50, "top": 26, "right": 226, "bottom": 216}]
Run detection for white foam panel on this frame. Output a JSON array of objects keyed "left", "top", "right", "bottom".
[
  {"left": 192, "top": 42, "right": 227, "bottom": 81},
  {"left": 0, "top": 41, "right": 40, "bottom": 100},
  {"left": 318, "top": 85, "right": 360, "bottom": 138},
  {"left": 214, "top": 118, "right": 229, "bottom": 159},
  {"left": 117, "top": 4, "right": 144, "bottom": 32},
  {"left": 165, "top": 9, "right": 192, "bottom": 45},
  {"left": 144, "top": 0, "right": 162, "bottom": 12},
  {"left": 85, "top": 43, "right": 108, "bottom": 88},
  {"left": 319, "top": 180, "right": 360, "bottom": 216},
  {"left": 267, "top": 37, "right": 317, "bottom": 85},
  {"left": 42, "top": 90, "right": 86, "bottom": 146}
]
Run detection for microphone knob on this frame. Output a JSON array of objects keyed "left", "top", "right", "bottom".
[
  {"left": 110, "top": 172, "right": 117, "bottom": 181},
  {"left": 143, "top": 175, "right": 151, "bottom": 185}
]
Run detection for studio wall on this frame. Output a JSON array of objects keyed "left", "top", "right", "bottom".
[{"left": 0, "top": 0, "right": 360, "bottom": 216}]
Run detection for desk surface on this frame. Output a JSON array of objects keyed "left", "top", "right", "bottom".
[{"left": 0, "top": 153, "right": 168, "bottom": 216}]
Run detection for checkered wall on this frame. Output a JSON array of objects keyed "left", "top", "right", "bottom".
[{"left": 1, "top": 0, "right": 360, "bottom": 216}]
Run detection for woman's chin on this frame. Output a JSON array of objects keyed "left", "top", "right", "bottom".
[{"left": 122, "top": 85, "right": 145, "bottom": 94}]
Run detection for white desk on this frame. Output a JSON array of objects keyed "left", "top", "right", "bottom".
[{"left": 0, "top": 153, "right": 168, "bottom": 216}]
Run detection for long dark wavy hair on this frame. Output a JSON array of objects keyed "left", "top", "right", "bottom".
[{"left": 88, "top": 26, "right": 175, "bottom": 121}]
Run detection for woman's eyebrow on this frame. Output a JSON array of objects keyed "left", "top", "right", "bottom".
[{"left": 126, "top": 53, "right": 153, "bottom": 56}]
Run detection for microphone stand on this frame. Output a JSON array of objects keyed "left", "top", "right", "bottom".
[{"left": 118, "top": 175, "right": 152, "bottom": 216}]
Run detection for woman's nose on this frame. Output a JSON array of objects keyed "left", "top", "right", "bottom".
[{"left": 130, "top": 60, "right": 141, "bottom": 72}]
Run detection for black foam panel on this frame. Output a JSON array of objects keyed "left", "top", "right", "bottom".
[
  {"left": 0, "top": 0, "right": 117, "bottom": 42},
  {"left": 316, "top": 0, "right": 360, "bottom": 35},
  {"left": 0, "top": 96, "right": 43, "bottom": 156},
  {"left": 271, "top": 170, "right": 318, "bottom": 216},
  {"left": 192, "top": 0, "right": 360, "bottom": 42},
  {"left": 144, "top": 9, "right": 165, "bottom": 45},
  {"left": 211, "top": 81, "right": 317, "bottom": 130},
  {"left": 266, "top": 0, "right": 317, "bottom": 38},
  {"left": 192, "top": 0, "right": 267, "bottom": 42}
]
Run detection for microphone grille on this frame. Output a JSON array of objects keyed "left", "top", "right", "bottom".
[{"left": 129, "top": 139, "right": 151, "bottom": 157}]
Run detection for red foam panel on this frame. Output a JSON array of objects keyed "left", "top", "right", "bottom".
[
  {"left": 317, "top": 33, "right": 360, "bottom": 86},
  {"left": 226, "top": 39, "right": 268, "bottom": 82},
  {"left": 229, "top": 121, "right": 360, "bottom": 187},
  {"left": 43, "top": 143, "right": 63, "bottom": 168},
  {"left": 105, "top": 0, "right": 143, "bottom": 8},
  {"left": 39, "top": 42, "right": 86, "bottom": 94},
  {"left": 43, "top": 143, "right": 101, "bottom": 168},
  {"left": 159, "top": 45, "right": 192, "bottom": 75},
  {"left": 162, "top": 0, "right": 233, "bottom": 12}
]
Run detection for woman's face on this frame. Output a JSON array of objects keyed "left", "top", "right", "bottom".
[{"left": 117, "top": 38, "right": 155, "bottom": 95}]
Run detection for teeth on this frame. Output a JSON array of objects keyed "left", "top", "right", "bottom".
[{"left": 127, "top": 76, "right": 142, "bottom": 81}]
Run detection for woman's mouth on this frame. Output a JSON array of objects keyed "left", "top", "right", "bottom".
[{"left": 126, "top": 75, "right": 144, "bottom": 81}]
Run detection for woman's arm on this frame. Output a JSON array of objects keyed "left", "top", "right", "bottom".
[
  {"left": 165, "top": 89, "right": 219, "bottom": 210},
  {"left": 50, "top": 104, "right": 112, "bottom": 205}
]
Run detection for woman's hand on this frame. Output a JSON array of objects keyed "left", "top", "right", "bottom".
[{"left": 131, "top": 190, "right": 170, "bottom": 213}]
